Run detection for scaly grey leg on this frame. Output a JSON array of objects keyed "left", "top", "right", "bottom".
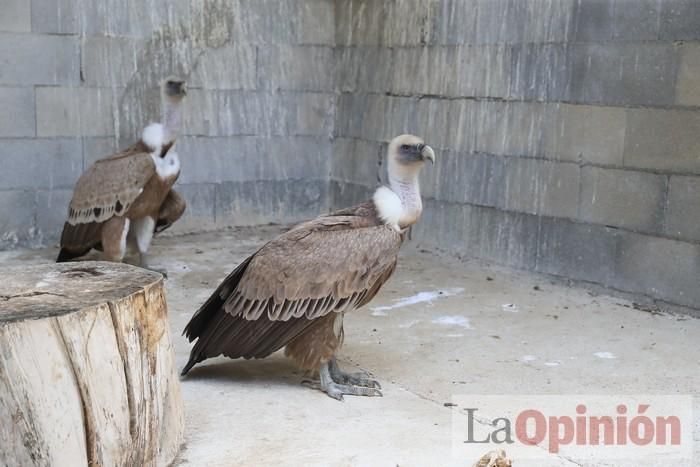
[
  {"left": 315, "top": 360, "right": 382, "bottom": 401},
  {"left": 328, "top": 357, "right": 381, "bottom": 389}
]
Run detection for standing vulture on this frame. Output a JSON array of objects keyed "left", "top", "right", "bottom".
[
  {"left": 56, "top": 77, "right": 187, "bottom": 274},
  {"left": 182, "top": 134, "right": 435, "bottom": 400}
]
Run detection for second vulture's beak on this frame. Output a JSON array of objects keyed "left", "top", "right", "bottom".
[
  {"left": 420, "top": 144, "right": 436, "bottom": 164},
  {"left": 166, "top": 80, "right": 187, "bottom": 97}
]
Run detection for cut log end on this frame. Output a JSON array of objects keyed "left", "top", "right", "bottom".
[{"left": 0, "top": 261, "right": 184, "bottom": 467}]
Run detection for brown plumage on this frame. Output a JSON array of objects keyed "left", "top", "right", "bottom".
[
  {"left": 182, "top": 134, "right": 436, "bottom": 400},
  {"left": 57, "top": 77, "right": 187, "bottom": 266},
  {"left": 183, "top": 202, "right": 401, "bottom": 371},
  {"left": 155, "top": 189, "right": 187, "bottom": 233}
]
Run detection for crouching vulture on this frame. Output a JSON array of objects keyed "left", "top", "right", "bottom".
[
  {"left": 56, "top": 77, "right": 187, "bottom": 276},
  {"left": 182, "top": 134, "right": 435, "bottom": 399}
]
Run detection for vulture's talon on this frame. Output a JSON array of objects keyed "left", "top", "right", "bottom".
[
  {"left": 317, "top": 359, "right": 383, "bottom": 400},
  {"left": 328, "top": 357, "right": 382, "bottom": 389},
  {"left": 336, "top": 371, "right": 381, "bottom": 389},
  {"left": 323, "top": 381, "right": 382, "bottom": 399}
]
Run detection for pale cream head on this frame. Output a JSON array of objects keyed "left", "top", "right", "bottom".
[
  {"left": 387, "top": 134, "right": 435, "bottom": 181},
  {"left": 162, "top": 76, "right": 187, "bottom": 102},
  {"left": 374, "top": 134, "right": 436, "bottom": 230}
]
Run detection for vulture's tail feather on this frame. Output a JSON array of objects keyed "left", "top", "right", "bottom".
[
  {"left": 181, "top": 255, "right": 255, "bottom": 375},
  {"left": 181, "top": 355, "right": 201, "bottom": 376},
  {"left": 56, "top": 248, "right": 88, "bottom": 262}
]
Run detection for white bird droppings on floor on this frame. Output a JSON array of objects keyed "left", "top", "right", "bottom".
[
  {"left": 501, "top": 303, "right": 519, "bottom": 312},
  {"left": 370, "top": 287, "right": 464, "bottom": 314},
  {"left": 398, "top": 319, "right": 421, "bottom": 329},
  {"left": 521, "top": 355, "right": 537, "bottom": 362},
  {"left": 431, "top": 315, "right": 472, "bottom": 329},
  {"left": 594, "top": 351, "right": 617, "bottom": 359}
]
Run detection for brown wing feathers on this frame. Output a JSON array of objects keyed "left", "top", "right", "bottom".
[
  {"left": 58, "top": 136, "right": 184, "bottom": 260},
  {"left": 181, "top": 211, "right": 402, "bottom": 375},
  {"left": 67, "top": 150, "right": 155, "bottom": 226},
  {"left": 155, "top": 189, "right": 186, "bottom": 234},
  {"left": 56, "top": 222, "right": 103, "bottom": 262}
]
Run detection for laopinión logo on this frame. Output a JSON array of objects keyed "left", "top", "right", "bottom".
[{"left": 451, "top": 395, "right": 693, "bottom": 465}]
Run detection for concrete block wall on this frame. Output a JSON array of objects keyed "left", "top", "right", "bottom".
[
  {"left": 1, "top": 0, "right": 698, "bottom": 311},
  {"left": 331, "top": 0, "right": 700, "bottom": 310},
  {"left": 0, "top": 0, "right": 335, "bottom": 249}
]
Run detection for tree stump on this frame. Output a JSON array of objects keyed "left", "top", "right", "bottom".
[{"left": 0, "top": 261, "right": 184, "bottom": 467}]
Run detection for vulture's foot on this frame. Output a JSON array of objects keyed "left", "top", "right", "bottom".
[
  {"left": 304, "top": 360, "right": 382, "bottom": 401},
  {"left": 139, "top": 253, "right": 168, "bottom": 278},
  {"left": 329, "top": 357, "right": 381, "bottom": 389}
]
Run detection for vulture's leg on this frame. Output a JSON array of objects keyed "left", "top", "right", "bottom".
[
  {"left": 317, "top": 360, "right": 382, "bottom": 401},
  {"left": 132, "top": 217, "right": 168, "bottom": 277},
  {"left": 328, "top": 357, "right": 381, "bottom": 389},
  {"left": 102, "top": 217, "right": 130, "bottom": 262}
]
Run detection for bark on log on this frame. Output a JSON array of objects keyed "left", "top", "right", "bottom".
[{"left": 0, "top": 261, "right": 184, "bottom": 467}]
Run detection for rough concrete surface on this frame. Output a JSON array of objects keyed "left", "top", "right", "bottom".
[{"left": 2, "top": 227, "right": 698, "bottom": 466}]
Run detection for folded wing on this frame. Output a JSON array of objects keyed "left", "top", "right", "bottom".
[{"left": 182, "top": 213, "right": 402, "bottom": 374}]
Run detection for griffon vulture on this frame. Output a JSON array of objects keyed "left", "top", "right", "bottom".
[
  {"left": 182, "top": 134, "right": 435, "bottom": 400},
  {"left": 56, "top": 77, "right": 187, "bottom": 274}
]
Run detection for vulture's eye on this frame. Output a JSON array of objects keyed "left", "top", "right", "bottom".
[{"left": 400, "top": 144, "right": 412, "bottom": 151}]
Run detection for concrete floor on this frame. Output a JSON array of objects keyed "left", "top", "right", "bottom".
[{"left": 2, "top": 226, "right": 698, "bottom": 467}]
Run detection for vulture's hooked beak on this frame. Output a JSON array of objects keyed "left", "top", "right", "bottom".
[
  {"left": 420, "top": 144, "right": 435, "bottom": 164},
  {"left": 166, "top": 79, "right": 187, "bottom": 97}
]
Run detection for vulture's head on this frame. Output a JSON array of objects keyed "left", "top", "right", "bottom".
[
  {"left": 387, "top": 134, "right": 435, "bottom": 177},
  {"left": 162, "top": 76, "right": 187, "bottom": 101}
]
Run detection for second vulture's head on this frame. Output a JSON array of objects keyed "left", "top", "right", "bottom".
[
  {"left": 162, "top": 76, "right": 187, "bottom": 102},
  {"left": 387, "top": 134, "right": 435, "bottom": 178}
]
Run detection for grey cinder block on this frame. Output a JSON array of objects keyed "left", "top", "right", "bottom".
[
  {"left": 331, "top": 137, "right": 383, "bottom": 186},
  {"left": 238, "top": 0, "right": 298, "bottom": 44},
  {"left": 543, "top": 104, "right": 626, "bottom": 165},
  {"left": 176, "top": 136, "right": 259, "bottom": 184},
  {"left": 612, "top": 0, "right": 660, "bottom": 40},
  {"left": 328, "top": 180, "right": 375, "bottom": 211},
  {"left": 36, "top": 87, "right": 115, "bottom": 137},
  {"left": 216, "top": 178, "right": 326, "bottom": 226},
  {"left": 31, "top": 0, "right": 78, "bottom": 34},
  {"left": 659, "top": 0, "right": 700, "bottom": 40},
  {"left": 580, "top": 167, "right": 667, "bottom": 233},
  {"left": 0, "top": 138, "right": 82, "bottom": 190},
  {"left": 569, "top": 43, "right": 679, "bottom": 106},
  {"left": 616, "top": 232, "right": 700, "bottom": 309},
  {"left": 572, "top": 0, "right": 615, "bottom": 41},
  {"left": 0, "top": 0, "right": 31, "bottom": 32},
  {"left": 258, "top": 45, "right": 335, "bottom": 92},
  {"left": 0, "top": 87, "right": 35, "bottom": 137},
  {"left": 623, "top": 108, "right": 700, "bottom": 173},
  {"left": 167, "top": 183, "right": 217, "bottom": 232},
  {"left": 676, "top": 44, "right": 700, "bottom": 107},
  {"left": 665, "top": 176, "right": 700, "bottom": 242},
  {"left": 536, "top": 218, "right": 621, "bottom": 286},
  {"left": 0, "top": 190, "right": 36, "bottom": 249},
  {"left": 503, "top": 158, "right": 580, "bottom": 219},
  {"left": 35, "top": 189, "right": 73, "bottom": 243},
  {"left": 0, "top": 33, "right": 78, "bottom": 86},
  {"left": 190, "top": 44, "right": 257, "bottom": 90},
  {"left": 297, "top": 0, "right": 335, "bottom": 45}
]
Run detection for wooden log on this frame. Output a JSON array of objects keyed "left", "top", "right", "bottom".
[{"left": 0, "top": 261, "right": 184, "bottom": 467}]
